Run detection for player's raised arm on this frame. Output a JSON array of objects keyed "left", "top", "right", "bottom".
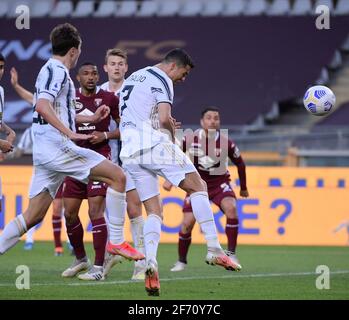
[
  {"left": 10, "top": 67, "right": 34, "bottom": 104},
  {"left": 0, "top": 121, "right": 16, "bottom": 145},
  {"left": 158, "top": 102, "right": 175, "bottom": 142}
]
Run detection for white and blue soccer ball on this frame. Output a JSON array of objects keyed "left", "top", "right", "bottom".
[{"left": 303, "top": 85, "right": 336, "bottom": 116}]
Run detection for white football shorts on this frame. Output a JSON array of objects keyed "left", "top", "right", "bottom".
[
  {"left": 122, "top": 142, "right": 196, "bottom": 201},
  {"left": 29, "top": 140, "right": 106, "bottom": 199}
]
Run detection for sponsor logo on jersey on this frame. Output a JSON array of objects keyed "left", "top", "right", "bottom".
[
  {"left": 94, "top": 98, "right": 102, "bottom": 107},
  {"left": 75, "top": 101, "right": 83, "bottom": 111}
]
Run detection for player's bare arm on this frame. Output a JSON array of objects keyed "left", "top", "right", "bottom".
[
  {"left": 0, "top": 139, "right": 13, "bottom": 153},
  {"left": 240, "top": 189, "right": 249, "bottom": 197},
  {"left": 0, "top": 121, "right": 16, "bottom": 145},
  {"left": 158, "top": 102, "right": 175, "bottom": 142},
  {"left": 75, "top": 104, "right": 110, "bottom": 124},
  {"left": 90, "top": 113, "right": 120, "bottom": 144},
  {"left": 36, "top": 98, "right": 90, "bottom": 141},
  {"left": 162, "top": 180, "right": 173, "bottom": 192},
  {"left": 10, "top": 67, "right": 34, "bottom": 104}
]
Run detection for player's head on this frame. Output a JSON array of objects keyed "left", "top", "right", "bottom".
[
  {"left": 50, "top": 23, "right": 82, "bottom": 68},
  {"left": 77, "top": 62, "right": 99, "bottom": 92},
  {"left": 161, "top": 48, "right": 194, "bottom": 83},
  {"left": 104, "top": 48, "right": 128, "bottom": 82},
  {"left": 201, "top": 107, "right": 220, "bottom": 131},
  {"left": 0, "top": 53, "right": 5, "bottom": 81}
]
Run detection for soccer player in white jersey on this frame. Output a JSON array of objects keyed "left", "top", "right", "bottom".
[
  {"left": 100, "top": 48, "right": 146, "bottom": 280},
  {"left": 0, "top": 53, "right": 16, "bottom": 211},
  {"left": 119, "top": 48, "right": 240, "bottom": 296},
  {"left": 0, "top": 24, "right": 144, "bottom": 266}
]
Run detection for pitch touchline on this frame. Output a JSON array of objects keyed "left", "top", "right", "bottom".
[{"left": 0, "top": 270, "right": 349, "bottom": 287}]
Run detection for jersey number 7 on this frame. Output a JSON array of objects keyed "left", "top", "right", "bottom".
[{"left": 120, "top": 85, "right": 134, "bottom": 116}]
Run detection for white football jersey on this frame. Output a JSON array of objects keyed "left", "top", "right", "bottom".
[
  {"left": 32, "top": 58, "right": 76, "bottom": 165},
  {"left": 119, "top": 66, "right": 174, "bottom": 157},
  {"left": 0, "top": 85, "right": 4, "bottom": 128},
  {"left": 100, "top": 81, "right": 122, "bottom": 164}
]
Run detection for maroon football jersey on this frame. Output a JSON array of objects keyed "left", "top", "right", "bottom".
[
  {"left": 75, "top": 88, "right": 119, "bottom": 152},
  {"left": 183, "top": 129, "right": 247, "bottom": 190}
]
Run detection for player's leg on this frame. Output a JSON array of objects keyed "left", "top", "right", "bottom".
[
  {"left": 0, "top": 165, "right": 61, "bottom": 255},
  {"left": 147, "top": 142, "right": 239, "bottom": 271},
  {"left": 127, "top": 178, "right": 146, "bottom": 281},
  {"left": 124, "top": 163, "right": 162, "bottom": 295},
  {"left": 56, "top": 142, "right": 142, "bottom": 261},
  {"left": 61, "top": 177, "right": 90, "bottom": 277},
  {"left": 61, "top": 194, "right": 90, "bottom": 278},
  {"left": 88, "top": 160, "right": 144, "bottom": 261},
  {"left": 52, "top": 191, "right": 64, "bottom": 256},
  {"left": 220, "top": 196, "right": 242, "bottom": 269},
  {"left": 171, "top": 207, "right": 196, "bottom": 272},
  {"left": 0, "top": 191, "right": 52, "bottom": 254},
  {"left": 24, "top": 226, "right": 36, "bottom": 250},
  {"left": 78, "top": 194, "right": 107, "bottom": 281},
  {"left": 142, "top": 195, "right": 162, "bottom": 296},
  {"left": 220, "top": 197, "right": 239, "bottom": 253}
]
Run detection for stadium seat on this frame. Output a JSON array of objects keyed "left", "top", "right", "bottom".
[
  {"left": 222, "top": 0, "right": 245, "bottom": 16},
  {"left": 341, "top": 34, "right": 349, "bottom": 51},
  {"left": 290, "top": 0, "right": 312, "bottom": 15},
  {"left": 157, "top": 0, "right": 180, "bottom": 16},
  {"left": 315, "top": 68, "right": 330, "bottom": 85},
  {"left": 31, "top": 0, "right": 55, "bottom": 17},
  {"left": 267, "top": 0, "right": 290, "bottom": 16},
  {"left": 328, "top": 50, "right": 343, "bottom": 69},
  {"left": 314, "top": 0, "right": 334, "bottom": 12},
  {"left": 50, "top": 0, "right": 74, "bottom": 17},
  {"left": 0, "top": 0, "right": 11, "bottom": 17},
  {"left": 201, "top": 0, "right": 224, "bottom": 17},
  {"left": 114, "top": 0, "right": 138, "bottom": 17},
  {"left": 93, "top": 0, "right": 116, "bottom": 17},
  {"left": 244, "top": 0, "right": 268, "bottom": 16},
  {"left": 136, "top": 1, "right": 158, "bottom": 17},
  {"left": 7, "top": 0, "right": 32, "bottom": 18},
  {"left": 71, "top": 0, "right": 94, "bottom": 17},
  {"left": 335, "top": 0, "right": 349, "bottom": 15},
  {"left": 179, "top": 0, "right": 203, "bottom": 16}
]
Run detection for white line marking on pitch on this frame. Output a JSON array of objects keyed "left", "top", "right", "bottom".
[{"left": 0, "top": 270, "right": 349, "bottom": 288}]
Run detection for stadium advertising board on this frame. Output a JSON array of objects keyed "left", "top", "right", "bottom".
[{"left": 1, "top": 166, "right": 348, "bottom": 246}]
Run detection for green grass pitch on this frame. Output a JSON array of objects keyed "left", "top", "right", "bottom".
[{"left": 0, "top": 242, "right": 348, "bottom": 300}]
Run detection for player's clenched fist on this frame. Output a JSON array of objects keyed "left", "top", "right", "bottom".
[
  {"left": 240, "top": 189, "right": 249, "bottom": 198},
  {"left": 94, "top": 104, "right": 110, "bottom": 122},
  {"left": 0, "top": 140, "right": 14, "bottom": 153},
  {"left": 90, "top": 131, "right": 107, "bottom": 144}
]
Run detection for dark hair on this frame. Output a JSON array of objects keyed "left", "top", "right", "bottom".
[
  {"left": 0, "top": 53, "right": 5, "bottom": 62},
  {"left": 163, "top": 48, "right": 195, "bottom": 68},
  {"left": 105, "top": 48, "right": 128, "bottom": 64},
  {"left": 50, "top": 23, "right": 81, "bottom": 56},
  {"left": 201, "top": 107, "right": 220, "bottom": 118}
]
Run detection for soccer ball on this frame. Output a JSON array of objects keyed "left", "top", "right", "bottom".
[{"left": 303, "top": 85, "right": 336, "bottom": 116}]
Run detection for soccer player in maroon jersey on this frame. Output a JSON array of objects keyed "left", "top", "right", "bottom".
[
  {"left": 61, "top": 62, "right": 142, "bottom": 280},
  {"left": 164, "top": 107, "right": 249, "bottom": 272}
]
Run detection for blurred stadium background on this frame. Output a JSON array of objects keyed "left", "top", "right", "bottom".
[{"left": 0, "top": 0, "right": 349, "bottom": 300}]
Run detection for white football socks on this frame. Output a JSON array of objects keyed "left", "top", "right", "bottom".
[
  {"left": 143, "top": 214, "right": 162, "bottom": 264},
  {"left": 106, "top": 188, "right": 126, "bottom": 245},
  {"left": 26, "top": 226, "right": 36, "bottom": 243},
  {"left": 130, "top": 215, "right": 145, "bottom": 254},
  {"left": 0, "top": 214, "right": 27, "bottom": 254},
  {"left": 190, "top": 191, "right": 222, "bottom": 250}
]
